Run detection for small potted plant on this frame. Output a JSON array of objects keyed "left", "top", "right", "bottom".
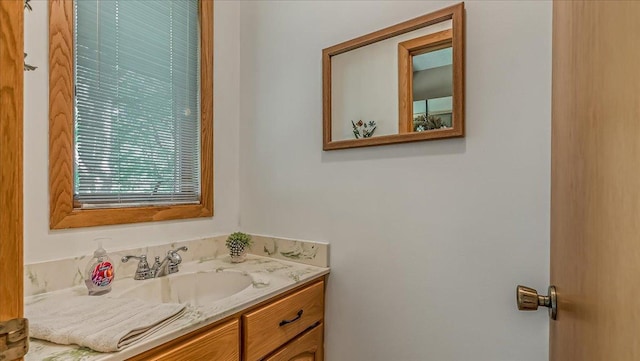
[{"left": 226, "top": 232, "right": 252, "bottom": 263}]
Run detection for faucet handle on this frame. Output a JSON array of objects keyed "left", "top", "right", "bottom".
[
  {"left": 171, "top": 246, "right": 189, "bottom": 254},
  {"left": 167, "top": 246, "right": 188, "bottom": 274},
  {"left": 168, "top": 246, "right": 188, "bottom": 265},
  {"left": 121, "top": 254, "right": 152, "bottom": 280},
  {"left": 121, "top": 254, "right": 145, "bottom": 263}
]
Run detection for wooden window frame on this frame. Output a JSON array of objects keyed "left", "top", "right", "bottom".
[
  {"left": 48, "top": 0, "right": 214, "bottom": 229},
  {"left": 397, "top": 29, "right": 456, "bottom": 135}
]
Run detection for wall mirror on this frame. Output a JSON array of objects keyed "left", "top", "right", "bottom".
[{"left": 322, "top": 3, "right": 464, "bottom": 150}]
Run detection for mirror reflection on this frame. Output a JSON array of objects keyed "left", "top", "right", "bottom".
[
  {"left": 411, "top": 46, "right": 453, "bottom": 132},
  {"left": 322, "top": 3, "right": 464, "bottom": 150},
  {"left": 328, "top": 21, "right": 453, "bottom": 142}
]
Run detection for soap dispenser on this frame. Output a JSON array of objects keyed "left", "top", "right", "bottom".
[{"left": 84, "top": 238, "right": 115, "bottom": 296}]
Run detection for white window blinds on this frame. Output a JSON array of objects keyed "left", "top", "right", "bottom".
[{"left": 73, "top": 0, "right": 200, "bottom": 209}]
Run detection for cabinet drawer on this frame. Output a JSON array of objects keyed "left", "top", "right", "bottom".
[
  {"left": 129, "top": 319, "right": 239, "bottom": 361},
  {"left": 243, "top": 281, "right": 324, "bottom": 361},
  {"left": 263, "top": 323, "right": 324, "bottom": 361}
]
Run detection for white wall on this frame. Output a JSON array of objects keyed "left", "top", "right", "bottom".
[
  {"left": 23, "top": 1, "right": 241, "bottom": 263},
  {"left": 239, "top": 1, "right": 551, "bottom": 360}
]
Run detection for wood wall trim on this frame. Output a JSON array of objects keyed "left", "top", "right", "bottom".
[
  {"left": 0, "top": 0, "right": 24, "bottom": 354},
  {"left": 200, "top": 0, "right": 214, "bottom": 221},
  {"left": 451, "top": 1, "right": 465, "bottom": 139},
  {"left": 48, "top": 0, "right": 214, "bottom": 229},
  {"left": 48, "top": 0, "right": 74, "bottom": 228}
]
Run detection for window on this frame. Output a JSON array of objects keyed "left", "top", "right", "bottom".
[{"left": 49, "top": 0, "right": 213, "bottom": 229}]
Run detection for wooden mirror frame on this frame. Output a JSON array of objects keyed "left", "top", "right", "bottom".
[{"left": 322, "top": 2, "right": 464, "bottom": 151}]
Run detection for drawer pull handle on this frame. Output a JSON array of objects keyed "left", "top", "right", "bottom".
[{"left": 279, "top": 310, "right": 304, "bottom": 326}]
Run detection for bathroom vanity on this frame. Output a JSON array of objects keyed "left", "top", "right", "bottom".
[
  {"left": 129, "top": 278, "right": 325, "bottom": 361},
  {"left": 24, "top": 236, "right": 330, "bottom": 361}
]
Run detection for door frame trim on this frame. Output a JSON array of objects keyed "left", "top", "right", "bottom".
[{"left": 0, "top": 2, "right": 25, "bottom": 360}]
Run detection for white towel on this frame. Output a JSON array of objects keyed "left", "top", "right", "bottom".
[{"left": 25, "top": 295, "right": 186, "bottom": 352}]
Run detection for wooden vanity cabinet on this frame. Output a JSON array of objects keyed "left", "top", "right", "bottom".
[
  {"left": 243, "top": 280, "right": 324, "bottom": 361},
  {"left": 127, "top": 319, "right": 239, "bottom": 361},
  {"left": 127, "top": 277, "right": 325, "bottom": 361},
  {"left": 263, "top": 323, "right": 324, "bottom": 361}
]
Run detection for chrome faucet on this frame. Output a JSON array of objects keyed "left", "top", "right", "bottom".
[
  {"left": 122, "top": 246, "right": 188, "bottom": 280},
  {"left": 151, "top": 246, "right": 188, "bottom": 278},
  {"left": 121, "top": 255, "right": 152, "bottom": 280}
]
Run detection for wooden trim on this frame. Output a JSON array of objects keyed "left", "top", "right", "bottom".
[
  {"left": 398, "top": 29, "right": 453, "bottom": 135},
  {"left": 49, "top": 0, "right": 74, "bottom": 228},
  {"left": 200, "top": 0, "right": 214, "bottom": 221},
  {"left": 452, "top": 1, "right": 465, "bottom": 139},
  {"left": 48, "top": 0, "right": 214, "bottom": 229},
  {"left": 323, "top": 3, "right": 462, "bottom": 58},
  {"left": 322, "top": 49, "right": 332, "bottom": 149},
  {"left": 398, "top": 42, "right": 412, "bottom": 134},
  {"left": 398, "top": 30, "right": 452, "bottom": 57},
  {"left": 0, "top": 0, "right": 24, "bottom": 357},
  {"left": 322, "top": 2, "right": 465, "bottom": 150},
  {"left": 323, "top": 129, "right": 463, "bottom": 150}
]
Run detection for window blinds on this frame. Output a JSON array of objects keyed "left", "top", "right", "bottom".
[{"left": 73, "top": 0, "right": 200, "bottom": 208}]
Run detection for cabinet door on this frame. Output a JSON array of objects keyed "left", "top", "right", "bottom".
[
  {"left": 264, "top": 323, "right": 324, "bottom": 361},
  {"left": 129, "top": 319, "right": 239, "bottom": 361}
]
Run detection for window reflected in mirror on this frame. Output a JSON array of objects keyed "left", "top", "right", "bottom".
[
  {"left": 398, "top": 29, "right": 459, "bottom": 136},
  {"left": 411, "top": 45, "right": 453, "bottom": 132}
]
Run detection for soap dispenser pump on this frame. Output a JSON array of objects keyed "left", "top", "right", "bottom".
[{"left": 84, "top": 238, "right": 115, "bottom": 296}]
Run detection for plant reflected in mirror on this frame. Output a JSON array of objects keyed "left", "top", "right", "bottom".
[{"left": 351, "top": 120, "right": 377, "bottom": 139}]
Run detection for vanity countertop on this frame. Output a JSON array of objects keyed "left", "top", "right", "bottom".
[{"left": 25, "top": 254, "right": 329, "bottom": 361}]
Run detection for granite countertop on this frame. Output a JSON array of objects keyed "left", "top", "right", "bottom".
[{"left": 25, "top": 254, "right": 329, "bottom": 361}]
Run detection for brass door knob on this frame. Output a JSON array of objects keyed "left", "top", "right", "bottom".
[{"left": 516, "top": 285, "right": 557, "bottom": 320}]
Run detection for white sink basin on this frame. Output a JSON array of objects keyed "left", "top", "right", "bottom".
[{"left": 117, "top": 271, "right": 253, "bottom": 306}]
